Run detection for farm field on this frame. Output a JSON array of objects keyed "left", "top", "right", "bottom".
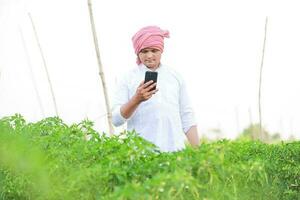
[{"left": 1, "top": 114, "right": 300, "bottom": 200}]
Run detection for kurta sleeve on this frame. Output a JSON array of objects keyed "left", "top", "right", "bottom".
[
  {"left": 111, "top": 75, "right": 129, "bottom": 126},
  {"left": 179, "top": 79, "right": 197, "bottom": 133}
]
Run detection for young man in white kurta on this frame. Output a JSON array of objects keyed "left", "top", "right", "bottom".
[
  {"left": 111, "top": 26, "right": 199, "bottom": 152},
  {"left": 112, "top": 63, "right": 196, "bottom": 152}
]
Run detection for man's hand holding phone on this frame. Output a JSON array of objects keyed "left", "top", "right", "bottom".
[
  {"left": 133, "top": 71, "right": 158, "bottom": 103},
  {"left": 134, "top": 80, "right": 158, "bottom": 103},
  {"left": 121, "top": 80, "right": 157, "bottom": 119},
  {"left": 120, "top": 71, "right": 158, "bottom": 119}
]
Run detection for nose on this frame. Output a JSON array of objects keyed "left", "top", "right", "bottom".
[{"left": 145, "top": 51, "right": 153, "bottom": 58}]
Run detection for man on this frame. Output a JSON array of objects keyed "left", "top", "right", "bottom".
[{"left": 112, "top": 26, "right": 199, "bottom": 152}]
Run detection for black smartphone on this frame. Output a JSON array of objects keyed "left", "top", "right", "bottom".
[{"left": 144, "top": 71, "right": 158, "bottom": 91}]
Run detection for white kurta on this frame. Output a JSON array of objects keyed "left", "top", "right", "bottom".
[{"left": 112, "top": 64, "right": 196, "bottom": 152}]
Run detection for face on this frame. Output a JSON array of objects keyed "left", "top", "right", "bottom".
[{"left": 138, "top": 47, "right": 162, "bottom": 70}]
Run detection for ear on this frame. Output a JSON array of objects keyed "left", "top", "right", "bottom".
[{"left": 136, "top": 57, "right": 141, "bottom": 65}]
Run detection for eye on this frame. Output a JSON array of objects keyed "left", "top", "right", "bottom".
[{"left": 140, "top": 49, "right": 148, "bottom": 54}]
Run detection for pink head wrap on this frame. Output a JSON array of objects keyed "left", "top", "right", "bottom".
[{"left": 132, "top": 26, "right": 170, "bottom": 65}]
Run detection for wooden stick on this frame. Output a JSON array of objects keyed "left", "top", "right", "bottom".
[
  {"left": 28, "top": 12, "right": 59, "bottom": 116},
  {"left": 87, "top": 0, "right": 114, "bottom": 135},
  {"left": 258, "top": 17, "right": 268, "bottom": 141},
  {"left": 19, "top": 26, "right": 45, "bottom": 117}
]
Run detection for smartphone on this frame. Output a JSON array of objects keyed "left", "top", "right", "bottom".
[{"left": 144, "top": 71, "right": 158, "bottom": 91}]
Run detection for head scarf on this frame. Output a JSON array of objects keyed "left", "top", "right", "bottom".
[{"left": 132, "top": 26, "right": 170, "bottom": 65}]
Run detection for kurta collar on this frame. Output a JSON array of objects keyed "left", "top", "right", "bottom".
[{"left": 139, "top": 64, "right": 163, "bottom": 72}]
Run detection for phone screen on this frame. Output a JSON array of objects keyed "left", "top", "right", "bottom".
[{"left": 144, "top": 71, "right": 158, "bottom": 91}]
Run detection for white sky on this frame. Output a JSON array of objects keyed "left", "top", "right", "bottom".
[{"left": 0, "top": 0, "right": 299, "bottom": 139}]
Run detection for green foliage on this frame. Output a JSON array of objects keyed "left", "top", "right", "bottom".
[{"left": 0, "top": 114, "right": 300, "bottom": 199}]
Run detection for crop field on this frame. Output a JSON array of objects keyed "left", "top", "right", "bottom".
[{"left": 0, "top": 114, "right": 300, "bottom": 199}]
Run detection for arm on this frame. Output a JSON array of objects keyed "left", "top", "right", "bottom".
[
  {"left": 178, "top": 78, "right": 200, "bottom": 147},
  {"left": 120, "top": 96, "right": 140, "bottom": 119},
  {"left": 186, "top": 125, "right": 200, "bottom": 147}
]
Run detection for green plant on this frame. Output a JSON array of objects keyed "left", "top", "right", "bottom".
[{"left": 0, "top": 114, "right": 299, "bottom": 199}]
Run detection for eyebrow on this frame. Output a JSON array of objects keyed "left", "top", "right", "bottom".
[{"left": 141, "top": 48, "right": 159, "bottom": 52}]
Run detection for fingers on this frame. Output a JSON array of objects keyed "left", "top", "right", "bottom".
[
  {"left": 138, "top": 80, "right": 152, "bottom": 87},
  {"left": 139, "top": 81, "right": 157, "bottom": 93},
  {"left": 143, "top": 88, "right": 159, "bottom": 100},
  {"left": 142, "top": 80, "right": 154, "bottom": 89},
  {"left": 144, "top": 82, "right": 157, "bottom": 92},
  {"left": 138, "top": 80, "right": 145, "bottom": 87},
  {"left": 136, "top": 81, "right": 158, "bottom": 102}
]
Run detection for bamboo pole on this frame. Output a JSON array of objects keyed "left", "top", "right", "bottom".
[
  {"left": 87, "top": 0, "right": 114, "bottom": 135},
  {"left": 19, "top": 26, "right": 45, "bottom": 117},
  {"left": 28, "top": 12, "right": 59, "bottom": 116},
  {"left": 258, "top": 17, "right": 268, "bottom": 141}
]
